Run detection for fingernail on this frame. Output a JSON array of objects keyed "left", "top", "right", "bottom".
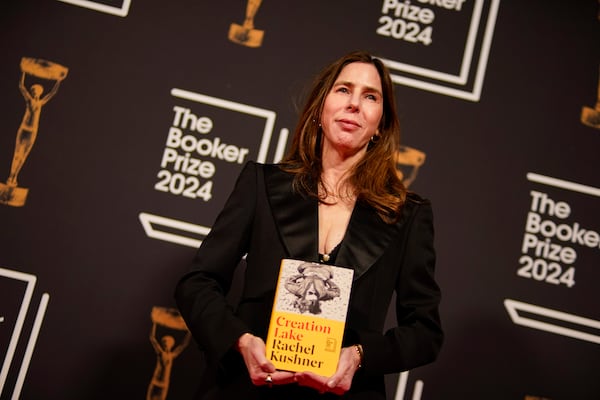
[{"left": 327, "top": 380, "right": 335, "bottom": 388}]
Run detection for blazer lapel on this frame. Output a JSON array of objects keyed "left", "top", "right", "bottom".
[
  {"left": 263, "top": 164, "right": 405, "bottom": 279},
  {"left": 336, "top": 202, "right": 401, "bottom": 280},
  {"left": 264, "top": 165, "right": 319, "bottom": 262}
]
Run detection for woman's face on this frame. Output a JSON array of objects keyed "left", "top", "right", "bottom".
[{"left": 320, "top": 62, "right": 384, "bottom": 159}]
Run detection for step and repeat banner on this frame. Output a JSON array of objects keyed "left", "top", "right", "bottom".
[{"left": 1, "top": 0, "right": 599, "bottom": 399}]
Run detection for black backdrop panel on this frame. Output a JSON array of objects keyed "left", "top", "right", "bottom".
[{"left": 1, "top": 1, "right": 598, "bottom": 399}]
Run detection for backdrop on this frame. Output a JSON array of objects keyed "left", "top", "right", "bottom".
[{"left": 1, "top": 1, "right": 599, "bottom": 399}]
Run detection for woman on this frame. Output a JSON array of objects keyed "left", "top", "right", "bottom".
[
  {"left": 175, "top": 50, "right": 443, "bottom": 399},
  {"left": 284, "top": 262, "right": 341, "bottom": 315}
]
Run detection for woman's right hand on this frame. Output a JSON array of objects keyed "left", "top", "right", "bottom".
[
  {"left": 236, "top": 333, "right": 296, "bottom": 387},
  {"left": 295, "top": 345, "right": 361, "bottom": 395}
]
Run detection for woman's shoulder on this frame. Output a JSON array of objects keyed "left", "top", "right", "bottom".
[
  {"left": 240, "top": 162, "right": 294, "bottom": 187},
  {"left": 242, "top": 161, "right": 283, "bottom": 171},
  {"left": 237, "top": 161, "right": 278, "bottom": 175},
  {"left": 405, "top": 191, "right": 431, "bottom": 205},
  {"left": 399, "top": 192, "right": 433, "bottom": 219},
  {"left": 391, "top": 191, "right": 434, "bottom": 227},
  {"left": 246, "top": 162, "right": 293, "bottom": 176}
]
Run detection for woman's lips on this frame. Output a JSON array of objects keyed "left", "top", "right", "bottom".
[{"left": 337, "top": 119, "right": 360, "bottom": 129}]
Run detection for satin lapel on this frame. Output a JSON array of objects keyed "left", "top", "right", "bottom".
[
  {"left": 336, "top": 202, "right": 401, "bottom": 280},
  {"left": 264, "top": 165, "right": 319, "bottom": 262}
]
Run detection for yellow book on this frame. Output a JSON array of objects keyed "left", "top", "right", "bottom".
[{"left": 265, "top": 258, "right": 354, "bottom": 377}]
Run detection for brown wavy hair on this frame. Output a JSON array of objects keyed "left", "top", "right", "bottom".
[{"left": 279, "top": 51, "right": 406, "bottom": 224}]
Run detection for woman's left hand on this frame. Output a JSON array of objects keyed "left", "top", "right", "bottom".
[{"left": 295, "top": 345, "right": 361, "bottom": 395}]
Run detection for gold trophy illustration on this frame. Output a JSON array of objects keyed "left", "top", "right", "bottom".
[
  {"left": 580, "top": 3, "right": 600, "bottom": 129},
  {"left": 147, "top": 307, "right": 191, "bottom": 400},
  {"left": 395, "top": 145, "right": 426, "bottom": 188},
  {"left": 0, "top": 57, "right": 68, "bottom": 207},
  {"left": 228, "top": 0, "right": 264, "bottom": 48},
  {"left": 581, "top": 67, "right": 600, "bottom": 129}
]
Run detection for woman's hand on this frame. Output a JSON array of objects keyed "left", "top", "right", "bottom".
[
  {"left": 295, "top": 345, "right": 362, "bottom": 395},
  {"left": 236, "top": 333, "right": 296, "bottom": 387}
]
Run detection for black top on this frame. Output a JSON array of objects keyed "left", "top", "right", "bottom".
[{"left": 319, "top": 241, "right": 342, "bottom": 264}]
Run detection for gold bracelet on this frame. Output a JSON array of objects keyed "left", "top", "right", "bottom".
[{"left": 354, "top": 344, "right": 364, "bottom": 368}]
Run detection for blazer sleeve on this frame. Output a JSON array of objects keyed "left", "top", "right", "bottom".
[
  {"left": 174, "top": 161, "right": 257, "bottom": 365},
  {"left": 357, "top": 199, "right": 443, "bottom": 375}
]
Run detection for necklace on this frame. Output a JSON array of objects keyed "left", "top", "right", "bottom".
[{"left": 319, "top": 242, "right": 341, "bottom": 264}]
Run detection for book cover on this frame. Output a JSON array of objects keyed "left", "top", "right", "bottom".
[{"left": 265, "top": 258, "right": 354, "bottom": 376}]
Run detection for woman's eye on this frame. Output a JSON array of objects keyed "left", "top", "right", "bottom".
[{"left": 337, "top": 87, "right": 349, "bottom": 93}]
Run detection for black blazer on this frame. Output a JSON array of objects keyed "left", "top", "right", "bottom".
[{"left": 175, "top": 161, "right": 443, "bottom": 399}]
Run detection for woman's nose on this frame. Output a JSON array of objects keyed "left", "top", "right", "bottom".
[{"left": 346, "top": 99, "right": 358, "bottom": 111}]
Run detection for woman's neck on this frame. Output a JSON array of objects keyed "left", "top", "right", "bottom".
[
  {"left": 320, "top": 146, "right": 364, "bottom": 199},
  {"left": 321, "top": 143, "right": 365, "bottom": 172}
]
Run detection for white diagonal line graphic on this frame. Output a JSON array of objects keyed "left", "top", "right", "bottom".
[
  {"left": 504, "top": 299, "right": 600, "bottom": 344},
  {"left": 139, "top": 212, "right": 210, "bottom": 248}
]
